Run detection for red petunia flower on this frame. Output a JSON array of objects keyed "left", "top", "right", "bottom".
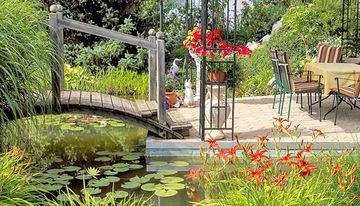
[
  {"left": 247, "top": 168, "right": 266, "bottom": 186},
  {"left": 250, "top": 149, "right": 269, "bottom": 163}
]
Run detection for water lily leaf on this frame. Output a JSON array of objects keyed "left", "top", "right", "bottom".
[
  {"left": 46, "top": 169, "right": 64, "bottom": 174},
  {"left": 165, "top": 183, "right": 186, "bottom": 190},
  {"left": 160, "top": 177, "right": 184, "bottom": 184},
  {"left": 40, "top": 184, "right": 63, "bottom": 192},
  {"left": 108, "top": 121, "right": 125, "bottom": 127},
  {"left": 129, "top": 164, "right": 143, "bottom": 170},
  {"left": 104, "top": 170, "right": 118, "bottom": 176},
  {"left": 63, "top": 166, "right": 81, "bottom": 172},
  {"left": 112, "top": 152, "right": 128, "bottom": 156},
  {"left": 155, "top": 189, "right": 178, "bottom": 197},
  {"left": 43, "top": 173, "right": 60, "bottom": 179},
  {"left": 89, "top": 179, "right": 110, "bottom": 187},
  {"left": 94, "top": 157, "right": 111, "bottom": 162},
  {"left": 57, "top": 194, "right": 72, "bottom": 202},
  {"left": 54, "top": 180, "right": 70, "bottom": 185},
  {"left": 55, "top": 175, "right": 74, "bottom": 181},
  {"left": 122, "top": 155, "right": 140, "bottom": 161},
  {"left": 132, "top": 160, "right": 140, "bottom": 164},
  {"left": 78, "top": 169, "right": 87, "bottom": 174},
  {"left": 144, "top": 173, "right": 164, "bottom": 180},
  {"left": 104, "top": 176, "right": 120, "bottom": 183},
  {"left": 96, "top": 151, "right": 112, "bottom": 156},
  {"left": 141, "top": 183, "right": 157, "bottom": 192},
  {"left": 169, "top": 161, "right": 189, "bottom": 167},
  {"left": 99, "top": 165, "right": 113, "bottom": 171},
  {"left": 109, "top": 191, "right": 128, "bottom": 199},
  {"left": 121, "top": 181, "right": 140, "bottom": 189},
  {"left": 114, "top": 167, "right": 129, "bottom": 173},
  {"left": 149, "top": 161, "right": 168, "bottom": 167},
  {"left": 157, "top": 170, "right": 178, "bottom": 176},
  {"left": 113, "top": 163, "right": 129, "bottom": 168},
  {"left": 81, "top": 187, "right": 101, "bottom": 195},
  {"left": 129, "top": 176, "right": 150, "bottom": 184},
  {"left": 75, "top": 174, "right": 92, "bottom": 180}
]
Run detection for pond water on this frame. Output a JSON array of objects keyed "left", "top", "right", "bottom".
[{"left": 29, "top": 114, "right": 202, "bottom": 205}]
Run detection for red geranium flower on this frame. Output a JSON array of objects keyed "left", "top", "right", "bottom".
[{"left": 247, "top": 168, "right": 266, "bottom": 186}]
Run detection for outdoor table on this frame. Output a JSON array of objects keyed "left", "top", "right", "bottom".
[{"left": 304, "top": 63, "right": 360, "bottom": 94}]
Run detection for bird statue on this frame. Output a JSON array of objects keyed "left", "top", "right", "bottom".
[{"left": 168, "top": 58, "right": 182, "bottom": 79}]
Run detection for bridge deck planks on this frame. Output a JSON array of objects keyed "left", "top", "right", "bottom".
[
  {"left": 135, "top": 100, "right": 152, "bottom": 117},
  {"left": 166, "top": 109, "right": 192, "bottom": 131},
  {"left": 145, "top": 101, "right": 157, "bottom": 115},
  {"left": 102, "top": 94, "right": 114, "bottom": 110},
  {"left": 91, "top": 92, "right": 103, "bottom": 108},
  {"left": 80, "top": 91, "right": 91, "bottom": 107},
  {"left": 69, "top": 90, "right": 81, "bottom": 106}
]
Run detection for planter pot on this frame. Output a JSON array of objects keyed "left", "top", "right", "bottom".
[
  {"left": 165, "top": 91, "right": 177, "bottom": 107},
  {"left": 207, "top": 70, "right": 226, "bottom": 82}
]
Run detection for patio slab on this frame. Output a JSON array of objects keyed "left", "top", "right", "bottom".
[{"left": 146, "top": 95, "right": 360, "bottom": 156}]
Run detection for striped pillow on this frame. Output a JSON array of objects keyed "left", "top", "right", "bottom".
[
  {"left": 317, "top": 45, "right": 343, "bottom": 63},
  {"left": 355, "top": 76, "right": 360, "bottom": 98}
]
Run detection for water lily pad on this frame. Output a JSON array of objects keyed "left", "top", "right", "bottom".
[
  {"left": 43, "top": 173, "right": 60, "bottom": 179},
  {"left": 89, "top": 179, "right": 110, "bottom": 187},
  {"left": 78, "top": 169, "right": 87, "bottom": 174},
  {"left": 68, "top": 126, "right": 85, "bottom": 131},
  {"left": 110, "top": 191, "right": 128, "bottom": 199},
  {"left": 55, "top": 175, "right": 74, "bottom": 181},
  {"left": 113, "top": 163, "right": 129, "bottom": 168},
  {"left": 108, "top": 121, "right": 125, "bottom": 127},
  {"left": 149, "top": 161, "right": 168, "bottom": 167},
  {"left": 46, "top": 169, "right": 64, "bottom": 174},
  {"left": 114, "top": 167, "right": 129, "bottom": 173},
  {"left": 99, "top": 165, "right": 113, "bottom": 171},
  {"left": 81, "top": 188, "right": 101, "bottom": 195},
  {"left": 157, "top": 170, "right": 178, "bottom": 176},
  {"left": 104, "top": 170, "right": 118, "bottom": 176},
  {"left": 160, "top": 177, "right": 184, "bottom": 184},
  {"left": 96, "top": 151, "right": 112, "bottom": 156},
  {"left": 155, "top": 189, "right": 178, "bottom": 197},
  {"left": 40, "top": 184, "right": 63, "bottom": 192},
  {"left": 165, "top": 183, "right": 186, "bottom": 190},
  {"left": 75, "top": 174, "right": 92, "bottom": 180},
  {"left": 95, "top": 156, "right": 112, "bottom": 162},
  {"left": 122, "top": 155, "right": 140, "bottom": 161},
  {"left": 54, "top": 180, "right": 70, "bottom": 185},
  {"left": 113, "top": 152, "right": 128, "bottom": 156},
  {"left": 169, "top": 161, "right": 189, "bottom": 167},
  {"left": 141, "top": 183, "right": 157, "bottom": 192},
  {"left": 144, "top": 173, "right": 164, "bottom": 180},
  {"left": 63, "top": 166, "right": 81, "bottom": 172},
  {"left": 129, "top": 176, "right": 150, "bottom": 184},
  {"left": 121, "top": 181, "right": 140, "bottom": 189},
  {"left": 104, "top": 176, "right": 120, "bottom": 183},
  {"left": 129, "top": 164, "right": 143, "bottom": 170},
  {"left": 132, "top": 160, "right": 140, "bottom": 164}
]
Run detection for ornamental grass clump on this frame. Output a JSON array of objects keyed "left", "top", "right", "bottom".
[
  {"left": 187, "top": 118, "right": 359, "bottom": 206},
  {"left": 0, "top": 147, "right": 45, "bottom": 205}
]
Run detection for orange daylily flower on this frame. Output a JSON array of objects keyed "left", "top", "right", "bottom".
[
  {"left": 250, "top": 149, "right": 269, "bottom": 163},
  {"left": 185, "top": 169, "right": 200, "bottom": 180},
  {"left": 332, "top": 163, "right": 342, "bottom": 176},
  {"left": 247, "top": 168, "right": 266, "bottom": 187},
  {"left": 271, "top": 175, "right": 287, "bottom": 189},
  {"left": 296, "top": 158, "right": 316, "bottom": 177},
  {"left": 347, "top": 175, "right": 356, "bottom": 191},
  {"left": 205, "top": 138, "right": 218, "bottom": 150},
  {"left": 338, "top": 176, "right": 345, "bottom": 190},
  {"left": 280, "top": 153, "right": 292, "bottom": 164},
  {"left": 303, "top": 143, "right": 314, "bottom": 154},
  {"left": 240, "top": 144, "right": 254, "bottom": 155},
  {"left": 258, "top": 135, "right": 269, "bottom": 148},
  {"left": 224, "top": 145, "right": 240, "bottom": 158},
  {"left": 311, "top": 129, "right": 324, "bottom": 138}
]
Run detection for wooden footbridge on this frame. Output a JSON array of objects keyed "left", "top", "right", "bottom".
[{"left": 3, "top": 5, "right": 192, "bottom": 139}]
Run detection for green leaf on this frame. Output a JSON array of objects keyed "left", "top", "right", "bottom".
[
  {"left": 109, "top": 191, "right": 129, "bottom": 199},
  {"left": 46, "top": 169, "right": 64, "bottom": 174},
  {"left": 129, "top": 176, "right": 150, "bottom": 184},
  {"left": 114, "top": 167, "right": 129, "bottom": 173},
  {"left": 149, "top": 161, "right": 168, "bottom": 167},
  {"left": 94, "top": 156, "right": 112, "bottom": 162},
  {"left": 169, "top": 161, "right": 189, "bottom": 167},
  {"left": 157, "top": 170, "right": 178, "bottom": 176},
  {"left": 121, "top": 181, "right": 140, "bottom": 189},
  {"left": 144, "top": 173, "right": 165, "bottom": 180},
  {"left": 75, "top": 174, "right": 92, "bottom": 180},
  {"left": 129, "top": 164, "right": 143, "bottom": 170},
  {"left": 81, "top": 187, "right": 102, "bottom": 195},
  {"left": 55, "top": 175, "right": 74, "bottom": 181},
  {"left": 141, "top": 183, "right": 157, "bottom": 192},
  {"left": 96, "top": 151, "right": 112, "bottom": 156},
  {"left": 89, "top": 179, "right": 110, "bottom": 187},
  {"left": 99, "top": 165, "right": 113, "bottom": 171},
  {"left": 104, "top": 176, "right": 120, "bottom": 183},
  {"left": 160, "top": 177, "right": 184, "bottom": 184},
  {"left": 155, "top": 189, "right": 178, "bottom": 197},
  {"left": 122, "top": 155, "right": 140, "bottom": 161},
  {"left": 108, "top": 121, "right": 126, "bottom": 127},
  {"left": 104, "top": 170, "right": 118, "bottom": 176},
  {"left": 63, "top": 166, "right": 81, "bottom": 172},
  {"left": 113, "top": 163, "right": 129, "bottom": 168},
  {"left": 165, "top": 183, "right": 186, "bottom": 190}
]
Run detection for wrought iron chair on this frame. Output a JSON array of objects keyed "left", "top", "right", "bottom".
[
  {"left": 277, "top": 51, "right": 323, "bottom": 121},
  {"left": 325, "top": 76, "right": 360, "bottom": 125}
]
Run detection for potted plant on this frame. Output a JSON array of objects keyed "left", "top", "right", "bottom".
[
  {"left": 165, "top": 75, "right": 180, "bottom": 107},
  {"left": 183, "top": 27, "right": 252, "bottom": 83}
]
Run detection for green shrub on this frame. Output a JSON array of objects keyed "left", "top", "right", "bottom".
[
  {"left": 236, "top": 46, "right": 273, "bottom": 97},
  {"left": 0, "top": 148, "right": 45, "bottom": 205},
  {"left": 0, "top": 0, "right": 53, "bottom": 122}
]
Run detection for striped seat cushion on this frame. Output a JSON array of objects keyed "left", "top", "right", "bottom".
[
  {"left": 294, "top": 82, "right": 320, "bottom": 93},
  {"left": 317, "top": 45, "right": 343, "bottom": 63}
]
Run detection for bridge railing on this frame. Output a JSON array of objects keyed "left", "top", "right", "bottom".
[{"left": 48, "top": 4, "right": 166, "bottom": 126}]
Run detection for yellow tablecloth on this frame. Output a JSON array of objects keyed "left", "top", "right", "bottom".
[{"left": 304, "top": 63, "right": 360, "bottom": 94}]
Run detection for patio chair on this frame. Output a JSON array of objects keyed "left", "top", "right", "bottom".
[
  {"left": 317, "top": 45, "right": 343, "bottom": 63},
  {"left": 326, "top": 76, "right": 360, "bottom": 125},
  {"left": 277, "top": 51, "right": 323, "bottom": 121}
]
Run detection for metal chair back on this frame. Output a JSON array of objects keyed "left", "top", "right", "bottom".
[
  {"left": 270, "top": 49, "right": 282, "bottom": 88},
  {"left": 277, "top": 51, "right": 294, "bottom": 93}
]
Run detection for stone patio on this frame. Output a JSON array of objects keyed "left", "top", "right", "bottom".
[{"left": 146, "top": 95, "right": 360, "bottom": 156}]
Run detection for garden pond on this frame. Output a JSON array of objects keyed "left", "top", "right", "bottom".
[{"left": 27, "top": 114, "right": 202, "bottom": 205}]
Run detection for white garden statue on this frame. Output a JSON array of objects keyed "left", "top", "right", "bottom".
[
  {"left": 189, "top": 50, "right": 201, "bottom": 105},
  {"left": 168, "top": 58, "right": 182, "bottom": 79},
  {"left": 183, "top": 80, "right": 195, "bottom": 108}
]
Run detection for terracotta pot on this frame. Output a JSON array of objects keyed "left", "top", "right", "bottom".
[
  {"left": 207, "top": 70, "right": 226, "bottom": 82},
  {"left": 165, "top": 91, "right": 177, "bottom": 107}
]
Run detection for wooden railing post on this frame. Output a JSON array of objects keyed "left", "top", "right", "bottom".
[
  {"left": 156, "top": 31, "right": 166, "bottom": 126},
  {"left": 49, "top": 4, "right": 64, "bottom": 113},
  {"left": 148, "top": 29, "right": 157, "bottom": 101}
]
